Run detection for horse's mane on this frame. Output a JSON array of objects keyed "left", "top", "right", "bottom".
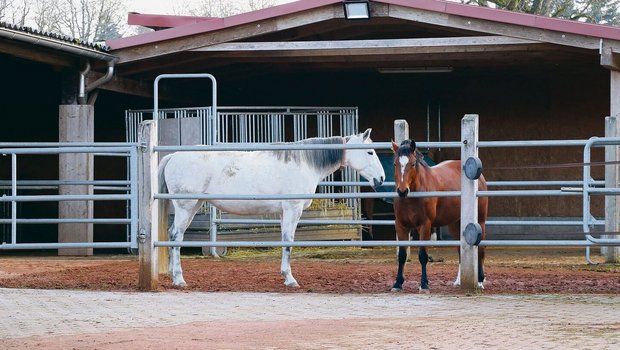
[
  {"left": 396, "top": 140, "right": 429, "bottom": 168},
  {"left": 272, "top": 136, "right": 344, "bottom": 171}
]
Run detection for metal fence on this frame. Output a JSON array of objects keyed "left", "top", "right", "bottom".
[
  {"left": 137, "top": 114, "right": 620, "bottom": 291},
  {"left": 0, "top": 143, "right": 139, "bottom": 250},
  {"left": 126, "top": 104, "right": 363, "bottom": 250}
]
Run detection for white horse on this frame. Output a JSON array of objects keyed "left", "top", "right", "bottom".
[{"left": 159, "top": 128, "right": 385, "bottom": 287}]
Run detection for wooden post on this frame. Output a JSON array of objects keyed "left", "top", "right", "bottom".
[
  {"left": 138, "top": 121, "right": 159, "bottom": 290},
  {"left": 58, "top": 104, "right": 93, "bottom": 256},
  {"left": 604, "top": 104, "right": 620, "bottom": 263},
  {"left": 604, "top": 69, "right": 620, "bottom": 263},
  {"left": 393, "top": 119, "right": 411, "bottom": 254},
  {"left": 460, "top": 114, "right": 480, "bottom": 291}
]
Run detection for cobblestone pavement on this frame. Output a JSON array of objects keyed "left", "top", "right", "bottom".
[{"left": 1, "top": 288, "right": 619, "bottom": 349}]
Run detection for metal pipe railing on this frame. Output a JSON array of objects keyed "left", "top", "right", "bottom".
[
  {"left": 151, "top": 239, "right": 605, "bottom": 248},
  {"left": 0, "top": 144, "right": 138, "bottom": 249}
]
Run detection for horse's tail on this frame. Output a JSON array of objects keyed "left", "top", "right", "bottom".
[
  {"left": 158, "top": 154, "right": 174, "bottom": 235},
  {"left": 158, "top": 153, "right": 173, "bottom": 194}
]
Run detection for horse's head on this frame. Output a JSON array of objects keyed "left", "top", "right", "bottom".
[
  {"left": 391, "top": 139, "right": 422, "bottom": 198},
  {"left": 345, "top": 128, "right": 385, "bottom": 189}
]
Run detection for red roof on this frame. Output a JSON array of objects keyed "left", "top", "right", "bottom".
[
  {"left": 127, "top": 12, "right": 217, "bottom": 29},
  {"left": 108, "top": 0, "right": 620, "bottom": 50}
]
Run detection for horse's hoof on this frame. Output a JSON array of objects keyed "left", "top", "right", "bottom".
[
  {"left": 453, "top": 281, "right": 461, "bottom": 287},
  {"left": 390, "top": 287, "right": 402, "bottom": 292},
  {"left": 478, "top": 282, "right": 485, "bottom": 289},
  {"left": 418, "top": 287, "right": 430, "bottom": 294},
  {"left": 172, "top": 281, "right": 187, "bottom": 288},
  {"left": 285, "top": 281, "right": 300, "bottom": 288}
]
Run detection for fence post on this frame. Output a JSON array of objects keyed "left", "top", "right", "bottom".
[
  {"left": 393, "top": 119, "right": 410, "bottom": 253},
  {"left": 138, "top": 121, "right": 159, "bottom": 290},
  {"left": 460, "top": 114, "right": 480, "bottom": 291},
  {"left": 604, "top": 116, "right": 620, "bottom": 262},
  {"left": 394, "top": 119, "right": 409, "bottom": 144}
]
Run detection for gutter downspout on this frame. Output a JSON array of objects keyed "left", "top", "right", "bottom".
[
  {"left": 79, "top": 60, "right": 116, "bottom": 105},
  {"left": 78, "top": 61, "right": 91, "bottom": 105}
]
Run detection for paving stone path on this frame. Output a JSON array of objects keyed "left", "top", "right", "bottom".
[{"left": 1, "top": 288, "right": 619, "bottom": 349}]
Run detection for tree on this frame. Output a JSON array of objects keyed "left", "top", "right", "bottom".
[
  {"left": 54, "top": 0, "right": 126, "bottom": 42},
  {"left": 463, "top": 0, "right": 620, "bottom": 25},
  {"left": 0, "top": 0, "right": 30, "bottom": 26},
  {"left": 31, "top": 0, "right": 61, "bottom": 33},
  {"left": 172, "top": 0, "right": 277, "bottom": 17},
  {"left": 0, "top": 0, "right": 125, "bottom": 41},
  {"left": 247, "top": 0, "right": 277, "bottom": 11}
]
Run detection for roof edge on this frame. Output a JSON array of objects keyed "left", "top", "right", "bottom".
[
  {"left": 108, "top": 0, "right": 340, "bottom": 50},
  {"left": 107, "top": 0, "right": 620, "bottom": 52},
  {"left": 127, "top": 12, "right": 217, "bottom": 30}
]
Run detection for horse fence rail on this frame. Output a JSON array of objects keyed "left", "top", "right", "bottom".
[
  {"left": 138, "top": 113, "right": 620, "bottom": 291},
  {"left": 0, "top": 144, "right": 139, "bottom": 251}
]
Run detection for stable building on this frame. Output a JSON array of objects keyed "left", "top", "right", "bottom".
[{"left": 2, "top": 0, "right": 620, "bottom": 249}]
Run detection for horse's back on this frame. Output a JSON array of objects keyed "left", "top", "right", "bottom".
[{"left": 161, "top": 150, "right": 321, "bottom": 215}]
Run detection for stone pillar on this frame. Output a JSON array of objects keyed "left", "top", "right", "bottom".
[{"left": 58, "top": 104, "right": 94, "bottom": 256}]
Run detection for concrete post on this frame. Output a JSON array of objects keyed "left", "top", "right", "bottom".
[
  {"left": 394, "top": 119, "right": 409, "bottom": 145},
  {"left": 138, "top": 121, "right": 159, "bottom": 290},
  {"left": 58, "top": 105, "right": 93, "bottom": 256},
  {"left": 460, "top": 114, "right": 480, "bottom": 291},
  {"left": 604, "top": 116, "right": 620, "bottom": 262}
]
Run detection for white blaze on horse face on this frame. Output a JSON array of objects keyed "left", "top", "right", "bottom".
[{"left": 398, "top": 155, "right": 409, "bottom": 183}]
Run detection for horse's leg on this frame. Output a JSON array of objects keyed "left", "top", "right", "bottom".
[
  {"left": 280, "top": 203, "right": 304, "bottom": 287},
  {"left": 391, "top": 222, "right": 410, "bottom": 292},
  {"left": 447, "top": 222, "right": 462, "bottom": 287},
  {"left": 418, "top": 221, "right": 433, "bottom": 293},
  {"left": 361, "top": 198, "right": 375, "bottom": 240},
  {"left": 168, "top": 199, "right": 204, "bottom": 287},
  {"left": 478, "top": 221, "right": 487, "bottom": 288}
]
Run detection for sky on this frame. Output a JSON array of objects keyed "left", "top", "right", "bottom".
[{"left": 127, "top": 0, "right": 297, "bottom": 16}]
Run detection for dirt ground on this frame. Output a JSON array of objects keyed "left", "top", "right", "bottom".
[{"left": 0, "top": 246, "right": 618, "bottom": 294}]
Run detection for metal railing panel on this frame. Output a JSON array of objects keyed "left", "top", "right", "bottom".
[{"left": 0, "top": 144, "right": 139, "bottom": 250}]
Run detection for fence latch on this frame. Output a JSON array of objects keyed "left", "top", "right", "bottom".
[{"left": 138, "top": 228, "right": 147, "bottom": 243}]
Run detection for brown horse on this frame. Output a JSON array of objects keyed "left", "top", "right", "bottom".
[{"left": 390, "top": 139, "right": 488, "bottom": 292}]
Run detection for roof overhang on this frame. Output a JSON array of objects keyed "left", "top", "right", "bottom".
[
  {"left": 0, "top": 25, "right": 116, "bottom": 68},
  {"left": 101, "top": 0, "right": 620, "bottom": 97}
]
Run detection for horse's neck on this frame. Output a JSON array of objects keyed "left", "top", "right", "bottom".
[
  {"left": 412, "top": 165, "right": 434, "bottom": 192},
  {"left": 316, "top": 161, "right": 342, "bottom": 181}
]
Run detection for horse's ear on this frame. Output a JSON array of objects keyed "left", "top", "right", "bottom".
[
  {"left": 362, "top": 128, "right": 372, "bottom": 141},
  {"left": 391, "top": 140, "right": 399, "bottom": 153},
  {"left": 411, "top": 139, "right": 416, "bottom": 150}
]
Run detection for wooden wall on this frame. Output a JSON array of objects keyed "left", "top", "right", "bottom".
[
  {"left": 0, "top": 53, "right": 612, "bottom": 244},
  {"left": 215, "top": 64, "right": 610, "bottom": 218}
]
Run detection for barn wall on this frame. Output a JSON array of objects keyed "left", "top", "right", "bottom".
[
  {"left": 0, "top": 57, "right": 62, "bottom": 245},
  {"left": 1, "top": 56, "right": 610, "bottom": 245},
  {"left": 0, "top": 57, "right": 152, "bottom": 247},
  {"left": 217, "top": 64, "right": 609, "bottom": 219}
]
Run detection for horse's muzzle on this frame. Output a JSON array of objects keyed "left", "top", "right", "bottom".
[
  {"left": 373, "top": 176, "right": 384, "bottom": 189},
  {"left": 397, "top": 188, "right": 409, "bottom": 198}
]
